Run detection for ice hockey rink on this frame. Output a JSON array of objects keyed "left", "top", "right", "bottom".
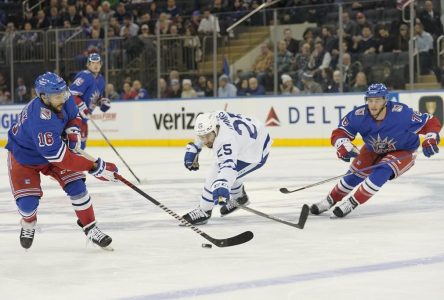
[{"left": 0, "top": 147, "right": 443, "bottom": 300}]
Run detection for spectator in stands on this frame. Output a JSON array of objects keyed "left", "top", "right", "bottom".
[
  {"left": 34, "top": 10, "right": 49, "bottom": 30},
  {"left": 218, "top": 74, "right": 237, "bottom": 97},
  {"left": 149, "top": 1, "right": 161, "bottom": 20},
  {"left": 300, "top": 72, "right": 322, "bottom": 94},
  {"left": 276, "top": 40, "right": 293, "bottom": 77},
  {"left": 280, "top": 74, "right": 300, "bottom": 95},
  {"left": 183, "top": 26, "right": 201, "bottom": 70},
  {"left": 15, "top": 77, "right": 27, "bottom": 103},
  {"left": 48, "top": 6, "right": 62, "bottom": 28},
  {"left": 138, "top": 13, "right": 155, "bottom": 34},
  {"left": 336, "top": 53, "right": 356, "bottom": 87},
  {"left": 159, "top": 78, "right": 173, "bottom": 98},
  {"left": 22, "top": 10, "right": 35, "bottom": 28},
  {"left": 63, "top": 5, "right": 81, "bottom": 26},
  {"left": 105, "top": 83, "right": 120, "bottom": 100},
  {"left": 321, "top": 25, "right": 338, "bottom": 53},
  {"left": 170, "top": 79, "right": 182, "bottom": 98},
  {"left": 198, "top": 7, "right": 220, "bottom": 35},
  {"left": 291, "top": 42, "right": 311, "bottom": 85},
  {"left": 333, "top": 70, "right": 349, "bottom": 92},
  {"left": 415, "top": 21, "right": 434, "bottom": 75},
  {"left": 165, "top": 0, "right": 180, "bottom": 18},
  {"left": 252, "top": 42, "right": 273, "bottom": 87},
  {"left": 355, "top": 12, "right": 373, "bottom": 32},
  {"left": 156, "top": 13, "right": 172, "bottom": 34},
  {"left": 377, "top": 25, "right": 396, "bottom": 53},
  {"left": 133, "top": 80, "right": 150, "bottom": 99},
  {"left": 181, "top": 79, "right": 197, "bottom": 98},
  {"left": 84, "top": 4, "right": 97, "bottom": 23},
  {"left": 98, "top": 1, "right": 115, "bottom": 26},
  {"left": 353, "top": 25, "right": 377, "bottom": 54},
  {"left": 342, "top": 11, "right": 360, "bottom": 39},
  {"left": 139, "top": 24, "right": 155, "bottom": 49},
  {"left": 188, "top": 10, "right": 201, "bottom": 34},
  {"left": 0, "top": 89, "right": 11, "bottom": 105},
  {"left": 393, "top": 23, "right": 409, "bottom": 52},
  {"left": 320, "top": 67, "right": 334, "bottom": 92},
  {"left": 0, "top": 72, "right": 8, "bottom": 92},
  {"left": 122, "top": 27, "right": 144, "bottom": 62},
  {"left": 0, "top": 22, "right": 16, "bottom": 61},
  {"left": 114, "top": 3, "right": 127, "bottom": 24},
  {"left": 350, "top": 71, "right": 368, "bottom": 92},
  {"left": 121, "top": 82, "right": 136, "bottom": 100},
  {"left": 237, "top": 79, "right": 249, "bottom": 96},
  {"left": 109, "top": 17, "right": 121, "bottom": 35},
  {"left": 248, "top": 77, "right": 265, "bottom": 96},
  {"left": 169, "top": 70, "right": 180, "bottom": 83},
  {"left": 308, "top": 41, "right": 331, "bottom": 79},
  {"left": 195, "top": 76, "right": 213, "bottom": 97},
  {"left": 88, "top": 18, "right": 105, "bottom": 38},
  {"left": 419, "top": 0, "right": 443, "bottom": 40},
  {"left": 283, "top": 28, "right": 299, "bottom": 55},
  {"left": 120, "top": 15, "right": 139, "bottom": 37},
  {"left": 302, "top": 28, "right": 315, "bottom": 48}
]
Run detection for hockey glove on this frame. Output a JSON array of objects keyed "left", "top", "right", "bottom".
[
  {"left": 77, "top": 100, "right": 90, "bottom": 119},
  {"left": 335, "top": 138, "right": 359, "bottom": 162},
  {"left": 184, "top": 142, "right": 201, "bottom": 171},
  {"left": 212, "top": 180, "right": 230, "bottom": 205},
  {"left": 98, "top": 97, "right": 111, "bottom": 112},
  {"left": 89, "top": 158, "right": 118, "bottom": 182},
  {"left": 65, "top": 125, "right": 81, "bottom": 153},
  {"left": 422, "top": 132, "right": 440, "bottom": 157}
]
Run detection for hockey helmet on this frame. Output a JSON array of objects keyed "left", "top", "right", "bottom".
[
  {"left": 34, "top": 72, "right": 67, "bottom": 96},
  {"left": 365, "top": 83, "right": 388, "bottom": 101},
  {"left": 87, "top": 52, "right": 102, "bottom": 64},
  {"left": 194, "top": 113, "right": 218, "bottom": 136}
]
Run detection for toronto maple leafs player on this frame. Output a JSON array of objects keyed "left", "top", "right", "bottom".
[
  {"left": 310, "top": 83, "right": 442, "bottom": 217},
  {"left": 5, "top": 72, "right": 118, "bottom": 250},
  {"left": 69, "top": 53, "right": 111, "bottom": 149},
  {"left": 182, "top": 111, "right": 272, "bottom": 225}
]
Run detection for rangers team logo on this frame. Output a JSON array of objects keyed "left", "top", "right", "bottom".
[
  {"left": 265, "top": 107, "right": 280, "bottom": 127},
  {"left": 392, "top": 104, "right": 403, "bottom": 112},
  {"left": 355, "top": 108, "right": 365, "bottom": 116},
  {"left": 368, "top": 134, "right": 397, "bottom": 154},
  {"left": 73, "top": 77, "right": 84, "bottom": 86},
  {"left": 40, "top": 107, "right": 52, "bottom": 120}
]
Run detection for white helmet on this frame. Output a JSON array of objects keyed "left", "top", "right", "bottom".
[{"left": 194, "top": 113, "right": 218, "bottom": 136}]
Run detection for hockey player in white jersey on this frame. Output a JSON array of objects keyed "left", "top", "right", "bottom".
[{"left": 182, "top": 111, "right": 272, "bottom": 225}]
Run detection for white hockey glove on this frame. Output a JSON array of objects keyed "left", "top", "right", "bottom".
[{"left": 335, "top": 138, "right": 359, "bottom": 162}]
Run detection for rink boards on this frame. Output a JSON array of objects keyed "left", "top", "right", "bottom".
[{"left": 0, "top": 91, "right": 443, "bottom": 147}]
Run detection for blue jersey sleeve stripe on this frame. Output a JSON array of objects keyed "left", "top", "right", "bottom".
[{"left": 44, "top": 143, "right": 67, "bottom": 162}]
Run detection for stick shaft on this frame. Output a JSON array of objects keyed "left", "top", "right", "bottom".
[{"left": 227, "top": 0, "right": 280, "bottom": 32}]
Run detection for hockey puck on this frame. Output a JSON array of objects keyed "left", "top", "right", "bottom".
[{"left": 201, "top": 243, "right": 212, "bottom": 248}]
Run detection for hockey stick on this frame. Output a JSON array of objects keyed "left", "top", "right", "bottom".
[
  {"left": 280, "top": 153, "right": 414, "bottom": 194},
  {"left": 226, "top": 0, "right": 281, "bottom": 32},
  {"left": 116, "top": 173, "right": 254, "bottom": 248},
  {"left": 89, "top": 117, "right": 142, "bottom": 184},
  {"left": 234, "top": 202, "right": 309, "bottom": 229}
]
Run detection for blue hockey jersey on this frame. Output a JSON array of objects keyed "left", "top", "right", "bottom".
[
  {"left": 5, "top": 96, "right": 79, "bottom": 165},
  {"left": 338, "top": 101, "right": 432, "bottom": 154},
  {"left": 69, "top": 70, "right": 105, "bottom": 111}
]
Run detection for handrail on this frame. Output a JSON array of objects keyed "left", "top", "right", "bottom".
[
  {"left": 437, "top": 35, "right": 444, "bottom": 66},
  {"left": 401, "top": 0, "right": 414, "bottom": 23}
]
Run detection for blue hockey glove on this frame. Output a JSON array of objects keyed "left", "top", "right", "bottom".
[
  {"left": 98, "top": 97, "right": 111, "bottom": 112},
  {"left": 184, "top": 142, "right": 201, "bottom": 171},
  {"left": 212, "top": 180, "right": 230, "bottom": 205},
  {"left": 422, "top": 132, "right": 440, "bottom": 157},
  {"left": 335, "top": 138, "right": 359, "bottom": 162},
  {"left": 89, "top": 158, "right": 118, "bottom": 182}
]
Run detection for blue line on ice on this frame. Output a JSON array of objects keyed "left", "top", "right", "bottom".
[{"left": 121, "top": 254, "right": 444, "bottom": 300}]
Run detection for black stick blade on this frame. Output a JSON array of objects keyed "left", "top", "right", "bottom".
[
  {"left": 280, "top": 187, "right": 292, "bottom": 194},
  {"left": 296, "top": 204, "right": 310, "bottom": 229},
  {"left": 204, "top": 231, "right": 254, "bottom": 248}
]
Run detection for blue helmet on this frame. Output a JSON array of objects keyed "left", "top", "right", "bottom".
[
  {"left": 365, "top": 83, "right": 388, "bottom": 100},
  {"left": 87, "top": 53, "right": 101, "bottom": 64},
  {"left": 34, "top": 72, "right": 67, "bottom": 96}
]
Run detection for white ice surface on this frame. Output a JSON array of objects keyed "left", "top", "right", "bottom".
[{"left": 1, "top": 147, "right": 443, "bottom": 300}]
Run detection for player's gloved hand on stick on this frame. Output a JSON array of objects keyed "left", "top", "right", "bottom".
[
  {"left": 77, "top": 100, "right": 90, "bottom": 119},
  {"left": 335, "top": 138, "right": 359, "bottom": 162},
  {"left": 212, "top": 181, "right": 230, "bottom": 205},
  {"left": 89, "top": 158, "right": 118, "bottom": 182},
  {"left": 98, "top": 97, "right": 111, "bottom": 112},
  {"left": 65, "top": 125, "right": 81, "bottom": 153},
  {"left": 422, "top": 132, "right": 440, "bottom": 157},
  {"left": 184, "top": 142, "right": 201, "bottom": 171}
]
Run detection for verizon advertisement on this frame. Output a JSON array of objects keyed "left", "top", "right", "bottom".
[{"left": 1, "top": 91, "right": 443, "bottom": 146}]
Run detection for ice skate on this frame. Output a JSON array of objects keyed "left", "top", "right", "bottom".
[
  {"left": 181, "top": 207, "right": 212, "bottom": 225},
  {"left": 20, "top": 219, "right": 36, "bottom": 250},
  {"left": 78, "top": 220, "right": 113, "bottom": 250},
  {"left": 310, "top": 195, "right": 334, "bottom": 215},
  {"left": 220, "top": 187, "right": 250, "bottom": 216},
  {"left": 332, "top": 197, "right": 359, "bottom": 218}
]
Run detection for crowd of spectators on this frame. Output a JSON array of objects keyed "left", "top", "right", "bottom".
[{"left": 0, "top": 0, "right": 443, "bottom": 103}]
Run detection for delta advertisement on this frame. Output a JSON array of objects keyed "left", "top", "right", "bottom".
[{"left": 0, "top": 91, "right": 443, "bottom": 147}]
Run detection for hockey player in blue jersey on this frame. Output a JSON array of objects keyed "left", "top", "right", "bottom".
[
  {"left": 310, "top": 83, "right": 442, "bottom": 217},
  {"left": 5, "top": 72, "right": 118, "bottom": 250},
  {"left": 69, "top": 53, "right": 111, "bottom": 149}
]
